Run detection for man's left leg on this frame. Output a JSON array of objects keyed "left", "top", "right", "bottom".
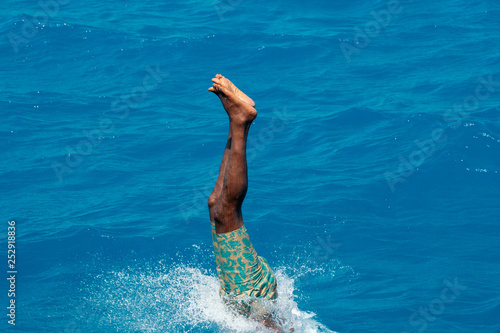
[{"left": 208, "top": 124, "right": 232, "bottom": 222}]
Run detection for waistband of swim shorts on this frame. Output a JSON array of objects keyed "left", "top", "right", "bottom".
[{"left": 213, "top": 224, "right": 249, "bottom": 242}]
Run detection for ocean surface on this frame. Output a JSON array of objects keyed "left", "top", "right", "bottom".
[{"left": 1, "top": 0, "right": 499, "bottom": 332}]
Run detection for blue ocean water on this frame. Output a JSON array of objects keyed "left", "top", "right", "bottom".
[{"left": 1, "top": 0, "right": 500, "bottom": 331}]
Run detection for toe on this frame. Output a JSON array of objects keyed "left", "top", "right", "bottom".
[
  {"left": 213, "top": 83, "right": 230, "bottom": 95},
  {"left": 217, "top": 83, "right": 232, "bottom": 96},
  {"left": 211, "top": 83, "right": 221, "bottom": 93}
]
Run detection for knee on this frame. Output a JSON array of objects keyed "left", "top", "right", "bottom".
[
  {"left": 212, "top": 203, "right": 224, "bottom": 223},
  {"left": 213, "top": 202, "right": 238, "bottom": 225},
  {"left": 207, "top": 194, "right": 218, "bottom": 211},
  {"left": 212, "top": 202, "right": 229, "bottom": 224}
]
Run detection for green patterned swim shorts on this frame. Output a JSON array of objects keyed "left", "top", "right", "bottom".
[{"left": 211, "top": 222, "right": 278, "bottom": 316}]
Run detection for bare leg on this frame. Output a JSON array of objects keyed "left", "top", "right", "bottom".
[
  {"left": 207, "top": 121, "right": 232, "bottom": 222},
  {"left": 208, "top": 72, "right": 257, "bottom": 219},
  {"left": 208, "top": 75, "right": 257, "bottom": 234}
]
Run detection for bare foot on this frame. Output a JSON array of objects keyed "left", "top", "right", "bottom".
[
  {"left": 209, "top": 75, "right": 257, "bottom": 125},
  {"left": 211, "top": 74, "right": 256, "bottom": 107}
]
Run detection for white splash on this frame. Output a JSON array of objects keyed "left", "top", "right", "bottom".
[{"left": 83, "top": 253, "right": 337, "bottom": 333}]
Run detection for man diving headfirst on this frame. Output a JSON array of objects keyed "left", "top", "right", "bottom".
[{"left": 207, "top": 74, "right": 282, "bottom": 331}]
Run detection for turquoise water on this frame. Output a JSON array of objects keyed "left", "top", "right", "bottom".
[{"left": 1, "top": 0, "right": 500, "bottom": 332}]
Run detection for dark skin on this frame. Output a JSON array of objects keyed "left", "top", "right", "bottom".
[
  {"left": 207, "top": 75, "right": 285, "bottom": 332},
  {"left": 208, "top": 74, "right": 256, "bottom": 233}
]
